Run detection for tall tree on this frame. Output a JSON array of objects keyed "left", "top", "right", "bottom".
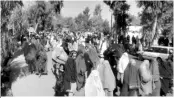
[
  {"left": 91, "top": 4, "right": 103, "bottom": 33},
  {"left": 102, "top": 20, "right": 110, "bottom": 35},
  {"left": 75, "top": 7, "right": 91, "bottom": 32},
  {"left": 26, "top": 1, "right": 64, "bottom": 33},
  {"left": 137, "top": 1, "right": 173, "bottom": 45},
  {"left": 1, "top": 1, "right": 23, "bottom": 33},
  {"left": 49, "top": 0, "right": 64, "bottom": 14},
  {"left": 63, "top": 17, "right": 77, "bottom": 32},
  {"left": 75, "top": 13, "right": 85, "bottom": 32},
  {"left": 93, "top": 4, "right": 102, "bottom": 17},
  {"left": 104, "top": 0, "right": 130, "bottom": 41},
  {"left": 8, "top": 5, "right": 28, "bottom": 36},
  {"left": 1, "top": 1, "right": 23, "bottom": 89},
  {"left": 83, "top": 7, "right": 91, "bottom": 31},
  {"left": 1, "top": 1, "right": 23, "bottom": 56}
]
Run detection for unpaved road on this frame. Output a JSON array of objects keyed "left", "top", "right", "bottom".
[{"left": 11, "top": 51, "right": 56, "bottom": 96}]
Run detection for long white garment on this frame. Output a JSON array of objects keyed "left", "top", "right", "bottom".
[
  {"left": 97, "top": 59, "right": 116, "bottom": 91},
  {"left": 85, "top": 70, "right": 105, "bottom": 96},
  {"left": 10, "top": 54, "right": 27, "bottom": 67},
  {"left": 117, "top": 52, "right": 129, "bottom": 74}
]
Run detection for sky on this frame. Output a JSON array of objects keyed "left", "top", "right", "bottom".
[
  {"left": 61, "top": 0, "right": 142, "bottom": 26},
  {"left": 23, "top": 0, "right": 143, "bottom": 26}
]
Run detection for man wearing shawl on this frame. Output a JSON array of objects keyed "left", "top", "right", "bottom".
[
  {"left": 23, "top": 35, "right": 37, "bottom": 74},
  {"left": 158, "top": 54, "right": 173, "bottom": 96},
  {"left": 63, "top": 52, "right": 77, "bottom": 96},
  {"left": 120, "top": 59, "right": 140, "bottom": 96},
  {"left": 75, "top": 50, "right": 86, "bottom": 92},
  {"left": 32, "top": 35, "right": 48, "bottom": 75}
]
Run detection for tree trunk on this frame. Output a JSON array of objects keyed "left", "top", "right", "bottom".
[
  {"left": 114, "top": 15, "right": 118, "bottom": 43},
  {"left": 35, "top": 23, "right": 39, "bottom": 33},
  {"left": 151, "top": 16, "right": 157, "bottom": 46}
]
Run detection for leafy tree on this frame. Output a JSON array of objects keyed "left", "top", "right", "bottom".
[
  {"left": 8, "top": 5, "right": 29, "bottom": 37},
  {"left": 75, "top": 7, "right": 91, "bottom": 32},
  {"left": 49, "top": 0, "right": 64, "bottom": 14},
  {"left": 1, "top": 1, "right": 23, "bottom": 59},
  {"left": 91, "top": 4, "right": 103, "bottom": 33},
  {"left": 1, "top": 2, "right": 23, "bottom": 94},
  {"left": 93, "top": 4, "right": 102, "bottom": 17},
  {"left": 1, "top": 1, "right": 23, "bottom": 33},
  {"left": 26, "top": 1, "right": 64, "bottom": 33},
  {"left": 51, "top": 14, "right": 64, "bottom": 33},
  {"left": 128, "top": 14, "right": 140, "bottom": 26},
  {"left": 102, "top": 20, "right": 110, "bottom": 35},
  {"left": 83, "top": 7, "right": 91, "bottom": 31},
  {"left": 137, "top": 1, "right": 173, "bottom": 45},
  {"left": 63, "top": 17, "right": 77, "bottom": 32},
  {"left": 75, "top": 13, "right": 85, "bottom": 32},
  {"left": 104, "top": 0, "right": 130, "bottom": 41}
]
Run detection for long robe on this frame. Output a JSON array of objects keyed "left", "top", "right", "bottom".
[
  {"left": 75, "top": 54, "right": 87, "bottom": 90},
  {"left": 159, "top": 60, "right": 173, "bottom": 95},
  {"left": 85, "top": 70, "right": 105, "bottom": 96},
  {"left": 64, "top": 57, "right": 77, "bottom": 91},
  {"left": 97, "top": 58, "right": 116, "bottom": 92},
  {"left": 120, "top": 62, "right": 140, "bottom": 96}
]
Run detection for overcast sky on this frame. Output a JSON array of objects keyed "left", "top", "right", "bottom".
[
  {"left": 61, "top": 0, "right": 142, "bottom": 26},
  {"left": 23, "top": 0, "right": 143, "bottom": 26}
]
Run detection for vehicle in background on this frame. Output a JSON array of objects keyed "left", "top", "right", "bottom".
[{"left": 137, "top": 45, "right": 173, "bottom": 61}]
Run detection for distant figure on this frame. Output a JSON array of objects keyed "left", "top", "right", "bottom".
[
  {"left": 170, "top": 38, "right": 173, "bottom": 47},
  {"left": 119, "top": 35, "right": 124, "bottom": 44},
  {"left": 132, "top": 36, "right": 136, "bottom": 45},
  {"left": 158, "top": 36, "right": 164, "bottom": 46},
  {"left": 164, "top": 37, "right": 169, "bottom": 46},
  {"left": 23, "top": 36, "right": 37, "bottom": 73},
  {"left": 127, "top": 35, "right": 130, "bottom": 44}
]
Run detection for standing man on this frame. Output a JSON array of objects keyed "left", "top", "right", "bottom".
[
  {"left": 132, "top": 36, "right": 136, "bottom": 45},
  {"left": 164, "top": 36, "right": 169, "bottom": 46},
  {"left": 23, "top": 34, "right": 37, "bottom": 74},
  {"left": 33, "top": 35, "right": 48, "bottom": 75}
]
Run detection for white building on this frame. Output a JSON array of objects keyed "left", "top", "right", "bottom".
[{"left": 126, "top": 26, "right": 143, "bottom": 44}]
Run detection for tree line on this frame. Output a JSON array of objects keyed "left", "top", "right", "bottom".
[{"left": 104, "top": 0, "right": 173, "bottom": 46}]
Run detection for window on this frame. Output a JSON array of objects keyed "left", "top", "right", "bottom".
[
  {"left": 151, "top": 47, "right": 160, "bottom": 53},
  {"left": 159, "top": 48, "right": 168, "bottom": 54}
]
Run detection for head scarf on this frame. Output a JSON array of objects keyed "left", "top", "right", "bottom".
[{"left": 87, "top": 45, "right": 100, "bottom": 69}]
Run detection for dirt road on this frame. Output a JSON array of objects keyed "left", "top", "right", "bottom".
[{"left": 11, "top": 51, "right": 56, "bottom": 96}]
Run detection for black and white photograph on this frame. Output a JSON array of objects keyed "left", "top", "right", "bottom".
[{"left": 0, "top": 0, "right": 173, "bottom": 96}]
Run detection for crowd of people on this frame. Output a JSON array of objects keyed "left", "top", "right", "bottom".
[
  {"left": 1, "top": 29, "right": 173, "bottom": 96},
  {"left": 47, "top": 30, "right": 173, "bottom": 96}
]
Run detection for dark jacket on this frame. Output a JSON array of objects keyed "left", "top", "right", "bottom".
[
  {"left": 23, "top": 42, "right": 37, "bottom": 61},
  {"left": 159, "top": 60, "right": 173, "bottom": 94},
  {"left": 64, "top": 57, "right": 77, "bottom": 91},
  {"left": 121, "top": 63, "right": 140, "bottom": 96},
  {"left": 75, "top": 53, "right": 87, "bottom": 90},
  {"left": 84, "top": 52, "right": 93, "bottom": 77}
]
